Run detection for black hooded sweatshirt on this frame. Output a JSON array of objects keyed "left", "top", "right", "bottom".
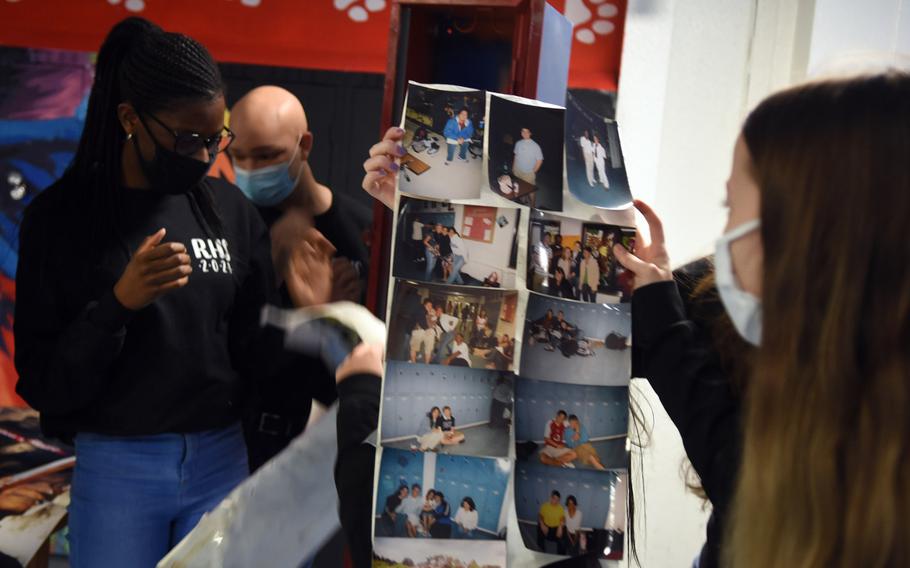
[{"left": 14, "top": 176, "right": 290, "bottom": 440}]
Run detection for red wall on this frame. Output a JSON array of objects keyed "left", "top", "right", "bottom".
[{"left": 0, "top": 0, "right": 625, "bottom": 90}]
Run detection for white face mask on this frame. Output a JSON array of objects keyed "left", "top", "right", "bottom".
[{"left": 714, "top": 219, "right": 762, "bottom": 346}]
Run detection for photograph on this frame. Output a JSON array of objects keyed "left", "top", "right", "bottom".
[
  {"left": 374, "top": 448, "right": 510, "bottom": 541},
  {"left": 515, "top": 378, "right": 629, "bottom": 471},
  {"left": 381, "top": 363, "right": 513, "bottom": 459},
  {"left": 0, "top": 407, "right": 74, "bottom": 488},
  {"left": 515, "top": 461, "right": 627, "bottom": 559},
  {"left": 373, "top": 537, "right": 506, "bottom": 568},
  {"left": 565, "top": 92, "right": 633, "bottom": 209},
  {"left": 0, "top": 408, "right": 74, "bottom": 561},
  {"left": 520, "top": 292, "right": 631, "bottom": 386},
  {"left": 395, "top": 197, "right": 520, "bottom": 288},
  {"left": 487, "top": 93, "right": 564, "bottom": 210},
  {"left": 388, "top": 280, "right": 519, "bottom": 372},
  {"left": 399, "top": 82, "right": 486, "bottom": 200},
  {"left": 527, "top": 209, "right": 636, "bottom": 303}
]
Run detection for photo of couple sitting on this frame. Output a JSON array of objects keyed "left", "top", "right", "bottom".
[
  {"left": 382, "top": 484, "right": 480, "bottom": 540},
  {"left": 408, "top": 298, "right": 515, "bottom": 371},
  {"left": 539, "top": 410, "right": 607, "bottom": 470},
  {"left": 527, "top": 308, "right": 592, "bottom": 359},
  {"left": 414, "top": 406, "right": 465, "bottom": 452},
  {"left": 537, "top": 491, "right": 588, "bottom": 555}
]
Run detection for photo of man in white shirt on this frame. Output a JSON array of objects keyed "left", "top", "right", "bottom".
[
  {"left": 397, "top": 484, "right": 425, "bottom": 538},
  {"left": 444, "top": 332, "right": 472, "bottom": 367},
  {"left": 512, "top": 127, "right": 544, "bottom": 186}
]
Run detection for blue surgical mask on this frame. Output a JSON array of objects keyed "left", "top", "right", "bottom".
[
  {"left": 234, "top": 142, "right": 302, "bottom": 207},
  {"left": 714, "top": 219, "right": 762, "bottom": 346}
]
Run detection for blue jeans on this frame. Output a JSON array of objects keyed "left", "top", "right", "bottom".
[
  {"left": 69, "top": 423, "right": 248, "bottom": 568},
  {"left": 434, "top": 330, "right": 456, "bottom": 363},
  {"left": 446, "top": 142, "right": 468, "bottom": 161},
  {"left": 424, "top": 249, "right": 437, "bottom": 281},
  {"left": 446, "top": 255, "right": 465, "bottom": 284}
]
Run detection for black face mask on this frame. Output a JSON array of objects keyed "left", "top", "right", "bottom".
[{"left": 133, "top": 117, "right": 215, "bottom": 195}]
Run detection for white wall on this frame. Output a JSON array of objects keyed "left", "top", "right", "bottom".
[
  {"left": 455, "top": 206, "right": 518, "bottom": 286},
  {"left": 809, "top": 0, "right": 910, "bottom": 73}
]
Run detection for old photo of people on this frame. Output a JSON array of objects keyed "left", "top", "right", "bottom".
[
  {"left": 374, "top": 448, "right": 510, "bottom": 542},
  {"left": 515, "top": 378, "right": 629, "bottom": 472},
  {"left": 487, "top": 93, "right": 564, "bottom": 211},
  {"left": 398, "top": 82, "right": 486, "bottom": 200},
  {"left": 395, "top": 196, "right": 520, "bottom": 288},
  {"left": 380, "top": 362, "right": 513, "bottom": 459},
  {"left": 388, "top": 280, "right": 518, "bottom": 372},
  {"left": 528, "top": 209, "right": 636, "bottom": 303},
  {"left": 565, "top": 92, "right": 633, "bottom": 209},
  {"left": 521, "top": 292, "right": 631, "bottom": 386},
  {"left": 514, "top": 461, "right": 627, "bottom": 559}
]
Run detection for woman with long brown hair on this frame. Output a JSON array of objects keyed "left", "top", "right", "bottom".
[{"left": 618, "top": 71, "right": 910, "bottom": 567}]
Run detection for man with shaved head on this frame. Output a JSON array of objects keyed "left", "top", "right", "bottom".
[
  {"left": 230, "top": 85, "right": 330, "bottom": 213},
  {"left": 229, "top": 85, "right": 367, "bottom": 280},
  {"left": 228, "top": 86, "right": 367, "bottom": 471}
]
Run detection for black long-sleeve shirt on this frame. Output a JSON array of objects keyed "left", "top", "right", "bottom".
[
  {"left": 14, "top": 176, "right": 284, "bottom": 439},
  {"left": 257, "top": 192, "right": 370, "bottom": 275},
  {"left": 632, "top": 266, "right": 743, "bottom": 568},
  {"left": 249, "top": 197, "right": 364, "bottom": 417}
]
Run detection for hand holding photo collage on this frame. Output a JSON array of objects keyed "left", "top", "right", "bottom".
[{"left": 375, "top": 81, "right": 635, "bottom": 565}]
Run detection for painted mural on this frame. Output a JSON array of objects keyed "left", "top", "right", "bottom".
[{"left": 0, "top": 47, "right": 93, "bottom": 406}]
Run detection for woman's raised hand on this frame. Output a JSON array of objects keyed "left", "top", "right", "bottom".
[
  {"left": 613, "top": 199, "right": 673, "bottom": 290},
  {"left": 362, "top": 127, "right": 406, "bottom": 209}
]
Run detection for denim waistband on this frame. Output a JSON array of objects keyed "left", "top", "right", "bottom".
[{"left": 75, "top": 421, "right": 242, "bottom": 446}]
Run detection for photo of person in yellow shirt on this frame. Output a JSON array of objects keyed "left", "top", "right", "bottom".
[{"left": 537, "top": 490, "right": 566, "bottom": 554}]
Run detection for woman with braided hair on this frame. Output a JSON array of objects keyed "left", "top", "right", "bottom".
[{"left": 14, "top": 18, "right": 310, "bottom": 567}]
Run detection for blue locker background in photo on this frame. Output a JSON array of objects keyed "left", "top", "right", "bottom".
[
  {"left": 434, "top": 454, "right": 510, "bottom": 534},
  {"left": 375, "top": 448, "right": 424, "bottom": 516},
  {"left": 382, "top": 362, "right": 502, "bottom": 440},
  {"left": 526, "top": 292, "right": 631, "bottom": 340},
  {"left": 514, "top": 378, "right": 628, "bottom": 442},
  {"left": 515, "top": 462, "right": 621, "bottom": 528}
]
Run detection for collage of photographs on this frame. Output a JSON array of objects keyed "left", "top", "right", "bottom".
[
  {"left": 376, "top": 81, "right": 634, "bottom": 565},
  {"left": 397, "top": 83, "right": 633, "bottom": 211},
  {"left": 513, "top": 291, "right": 631, "bottom": 558}
]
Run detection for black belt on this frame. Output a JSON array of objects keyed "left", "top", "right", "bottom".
[{"left": 254, "top": 412, "right": 307, "bottom": 438}]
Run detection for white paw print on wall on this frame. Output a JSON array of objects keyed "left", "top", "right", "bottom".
[
  {"left": 564, "top": 0, "right": 619, "bottom": 45},
  {"left": 107, "top": 0, "right": 146, "bottom": 12},
  {"left": 334, "top": 0, "right": 386, "bottom": 23}
]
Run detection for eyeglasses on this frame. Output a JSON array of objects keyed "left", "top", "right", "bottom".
[{"left": 142, "top": 113, "right": 235, "bottom": 157}]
